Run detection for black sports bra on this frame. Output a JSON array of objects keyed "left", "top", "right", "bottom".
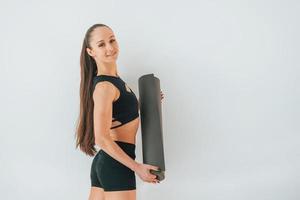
[{"left": 92, "top": 75, "right": 139, "bottom": 129}]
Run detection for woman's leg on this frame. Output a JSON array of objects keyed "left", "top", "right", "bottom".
[
  {"left": 104, "top": 190, "right": 136, "bottom": 200},
  {"left": 88, "top": 187, "right": 105, "bottom": 200}
]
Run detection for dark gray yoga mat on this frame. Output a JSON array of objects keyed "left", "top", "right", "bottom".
[{"left": 138, "top": 73, "right": 165, "bottom": 181}]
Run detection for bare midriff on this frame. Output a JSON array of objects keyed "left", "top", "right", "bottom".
[{"left": 109, "top": 117, "right": 139, "bottom": 145}]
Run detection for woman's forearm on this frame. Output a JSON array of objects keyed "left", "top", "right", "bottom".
[{"left": 98, "top": 137, "right": 139, "bottom": 172}]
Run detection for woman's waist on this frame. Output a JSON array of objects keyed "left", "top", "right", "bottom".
[
  {"left": 98, "top": 140, "right": 136, "bottom": 159},
  {"left": 109, "top": 132, "right": 137, "bottom": 144},
  {"left": 110, "top": 117, "right": 139, "bottom": 143}
]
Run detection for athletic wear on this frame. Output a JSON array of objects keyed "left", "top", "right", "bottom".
[
  {"left": 92, "top": 74, "right": 139, "bottom": 129},
  {"left": 90, "top": 141, "right": 136, "bottom": 191}
]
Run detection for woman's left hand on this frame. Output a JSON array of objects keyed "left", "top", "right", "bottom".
[{"left": 160, "top": 90, "right": 164, "bottom": 102}]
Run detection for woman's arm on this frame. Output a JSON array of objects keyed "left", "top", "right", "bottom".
[{"left": 93, "top": 82, "right": 138, "bottom": 171}]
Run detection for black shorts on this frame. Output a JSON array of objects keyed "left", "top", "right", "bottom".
[{"left": 90, "top": 141, "right": 136, "bottom": 191}]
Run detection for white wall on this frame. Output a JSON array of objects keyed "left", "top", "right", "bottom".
[{"left": 0, "top": 0, "right": 299, "bottom": 199}]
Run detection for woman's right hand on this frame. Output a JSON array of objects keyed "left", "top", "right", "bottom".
[{"left": 134, "top": 162, "right": 160, "bottom": 184}]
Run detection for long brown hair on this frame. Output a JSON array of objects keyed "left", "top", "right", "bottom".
[{"left": 75, "top": 23, "right": 111, "bottom": 156}]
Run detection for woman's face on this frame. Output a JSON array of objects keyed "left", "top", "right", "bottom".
[{"left": 86, "top": 26, "right": 119, "bottom": 64}]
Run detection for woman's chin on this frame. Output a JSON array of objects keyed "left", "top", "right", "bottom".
[{"left": 104, "top": 58, "right": 117, "bottom": 63}]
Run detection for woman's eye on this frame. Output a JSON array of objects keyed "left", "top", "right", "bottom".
[{"left": 98, "top": 40, "right": 115, "bottom": 47}]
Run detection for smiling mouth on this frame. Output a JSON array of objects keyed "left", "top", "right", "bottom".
[{"left": 107, "top": 52, "right": 116, "bottom": 57}]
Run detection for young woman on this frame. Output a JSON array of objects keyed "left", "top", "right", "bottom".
[{"left": 75, "top": 23, "right": 164, "bottom": 200}]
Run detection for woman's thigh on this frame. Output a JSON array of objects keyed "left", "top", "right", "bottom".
[
  {"left": 88, "top": 186, "right": 105, "bottom": 200},
  {"left": 104, "top": 190, "right": 136, "bottom": 200}
]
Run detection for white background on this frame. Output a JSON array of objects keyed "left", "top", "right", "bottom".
[{"left": 0, "top": 0, "right": 299, "bottom": 199}]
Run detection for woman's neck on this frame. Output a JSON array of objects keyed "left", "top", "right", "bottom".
[{"left": 96, "top": 63, "right": 118, "bottom": 76}]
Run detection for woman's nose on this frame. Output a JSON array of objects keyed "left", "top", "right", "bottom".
[{"left": 106, "top": 44, "right": 114, "bottom": 51}]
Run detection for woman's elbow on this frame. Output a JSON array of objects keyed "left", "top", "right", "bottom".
[{"left": 95, "top": 134, "right": 110, "bottom": 146}]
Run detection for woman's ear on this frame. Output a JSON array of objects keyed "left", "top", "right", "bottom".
[{"left": 86, "top": 48, "right": 94, "bottom": 57}]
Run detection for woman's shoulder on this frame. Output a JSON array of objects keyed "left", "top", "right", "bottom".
[{"left": 93, "top": 75, "right": 122, "bottom": 90}]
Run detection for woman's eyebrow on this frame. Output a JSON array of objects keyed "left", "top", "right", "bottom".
[{"left": 96, "top": 35, "right": 115, "bottom": 44}]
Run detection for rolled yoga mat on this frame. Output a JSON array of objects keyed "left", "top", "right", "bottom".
[{"left": 138, "top": 73, "right": 165, "bottom": 181}]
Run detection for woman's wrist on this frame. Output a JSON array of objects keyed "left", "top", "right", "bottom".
[{"left": 131, "top": 161, "right": 139, "bottom": 172}]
